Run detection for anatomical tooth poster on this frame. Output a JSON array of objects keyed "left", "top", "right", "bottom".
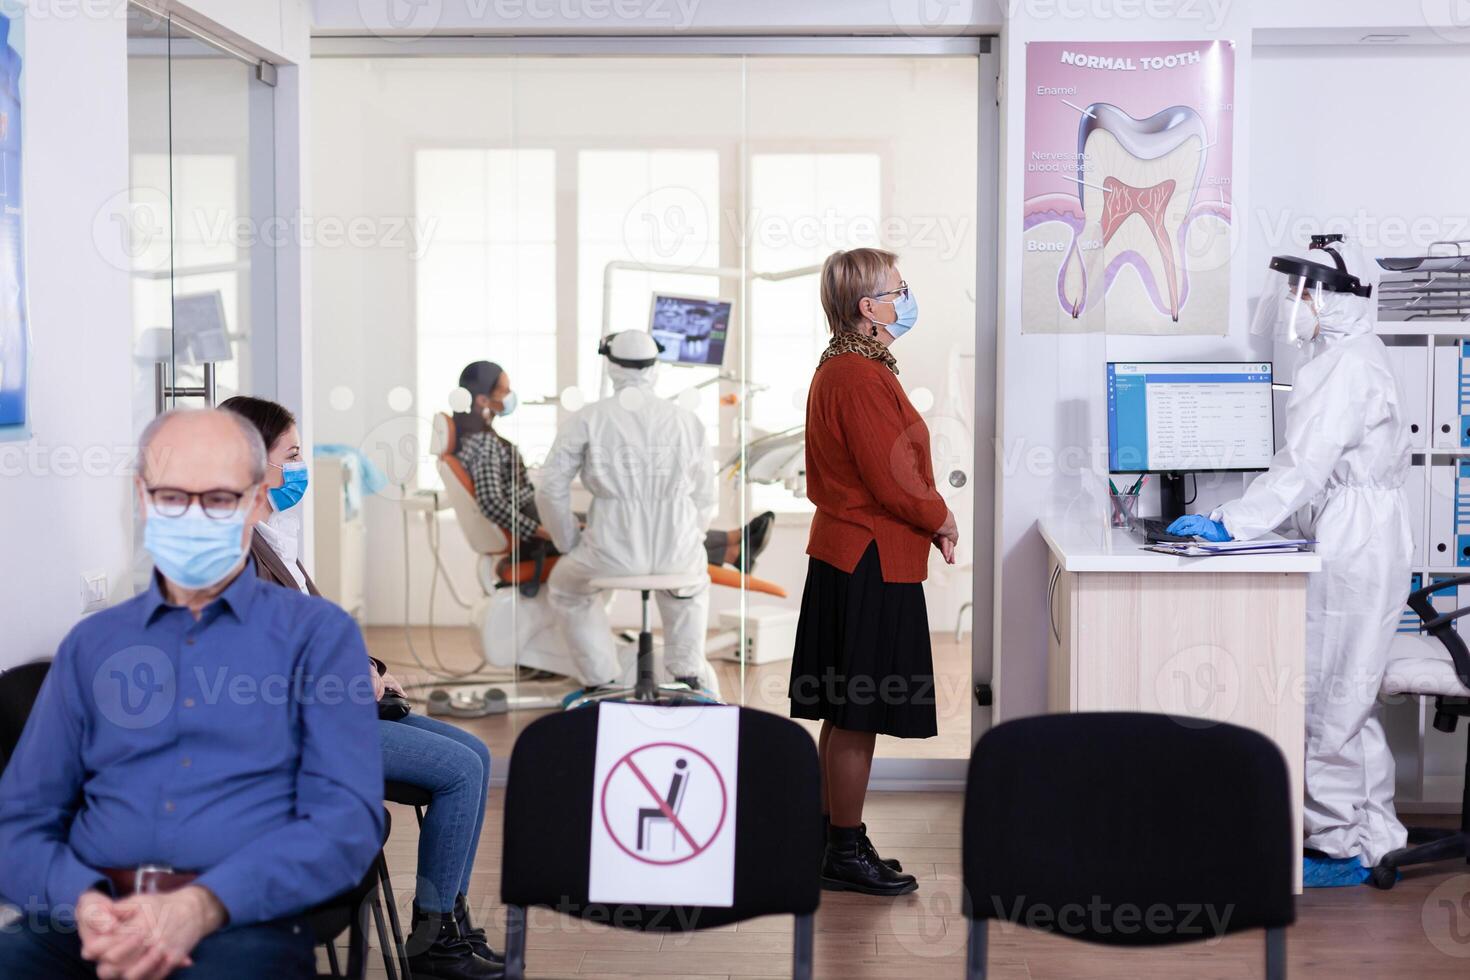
[{"left": 1022, "top": 41, "right": 1234, "bottom": 335}]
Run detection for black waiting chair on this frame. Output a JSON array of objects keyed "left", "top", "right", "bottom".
[
  {"left": 0, "top": 661, "right": 401, "bottom": 980},
  {"left": 500, "top": 704, "right": 821, "bottom": 979},
  {"left": 963, "top": 712, "right": 1295, "bottom": 980},
  {"left": 1375, "top": 573, "right": 1470, "bottom": 887}
]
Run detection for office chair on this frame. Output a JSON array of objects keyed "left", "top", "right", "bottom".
[
  {"left": 963, "top": 712, "right": 1295, "bottom": 980},
  {"left": 0, "top": 661, "right": 402, "bottom": 980},
  {"left": 1375, "top": 573, "right": 1470, "bottom": 888},
  {"left": 499, "top": 704, "right": 821, "bottom": 979}
]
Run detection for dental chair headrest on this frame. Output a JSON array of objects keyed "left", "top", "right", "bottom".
[{"left": 430, "top": 412, "right": 455, "bottom": 457}]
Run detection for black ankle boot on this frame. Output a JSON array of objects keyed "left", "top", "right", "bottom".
[
  {"left": 408, "top": 905, "right": 504, "bottom": 980},
  {"left": 822, "top": 815, "right": 903, "bottom": 873},
  {"left": 453, "top": 893, "right": 505, "bottom": 965},
  {"left": 821, "top": 824, "right": 918, "bottom": 896}
]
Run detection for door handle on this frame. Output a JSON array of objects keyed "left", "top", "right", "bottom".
[{"left": 1047, "top": 564, "right": 1062, "bottom": 643}]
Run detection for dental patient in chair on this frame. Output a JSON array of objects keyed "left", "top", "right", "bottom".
[{"left": 452, "top": 358, "right": 774, "bottom": 686}]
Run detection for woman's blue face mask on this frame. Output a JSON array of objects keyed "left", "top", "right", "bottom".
[
  {"left": 870, "top": 286, "right": 919, "bottom": 340},
  {"left": 268, "top": 460, "right": 309, "bottom": 512}
]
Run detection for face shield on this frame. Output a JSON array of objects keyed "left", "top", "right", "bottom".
[{"left": 1250, "top": 241, "right": 1374, "bottom": 346}]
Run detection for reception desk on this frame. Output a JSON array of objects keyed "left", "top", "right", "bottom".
[{"left": 1041, "top": 520, "right": 1321, "bottom": 892}]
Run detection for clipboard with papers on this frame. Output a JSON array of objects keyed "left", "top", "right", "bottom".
[{"left": 1142, "top": 536, "right": 1315, "bottom": 558}]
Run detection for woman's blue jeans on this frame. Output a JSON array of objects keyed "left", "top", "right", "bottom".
[{"left": 380, "top": 714, "right": 491, "bottom": 914}]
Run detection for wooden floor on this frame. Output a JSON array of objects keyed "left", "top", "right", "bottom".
[
  {"left": 364, "top": 626, "right": 973, "bottom": 761},
  {"left": 335, "top": 790, "right": 1470, "bottom": 979}
]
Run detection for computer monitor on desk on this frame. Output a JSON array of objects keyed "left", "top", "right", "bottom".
[{"left": 1107, "top": 361, "right": 1275, "bottom": 523}]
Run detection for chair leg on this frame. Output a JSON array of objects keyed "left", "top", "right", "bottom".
[
  {"left": 368, "top": 889, "right": 399, "bottom": 980},
  {"left": 1265, "top": 926, "right": 1287, "bottom": 980},
  {"left": 376, "top": 851, "right": 413, "bottom": 980},
  {"left": 324, "top": 938, "right": 342, "bottom": 977},
  {"left": 505, "top": 904, "right": 527, "bottom": 980},
  {"left": 345, "top": 899, "right": 369, "bottom": 980},
  {"left": 415, "top": 804, "right": 425, "bottom": 829},
  {"left": 966, "top": 919, "right": 987, "bottom": 980},
  {"left": 792, "top": 912, "right": 814, "bottom": 980}
]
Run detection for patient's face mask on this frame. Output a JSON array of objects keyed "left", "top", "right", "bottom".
[
  {"left": 267, "top": 460, "right": 308, "bottom": 512},
  {"left": 480, "top": 390, "right": 518, "bottom": 420},
  {"left": 868, "top": 283, "right": 919, "bottom": 340},
  {"left": 143, "top": 502, "right": 248, "bottom": 590}
]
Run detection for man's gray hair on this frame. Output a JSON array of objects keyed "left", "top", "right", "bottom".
[{"left": 136, "top": 408, "right": 268, "bottom": 485}]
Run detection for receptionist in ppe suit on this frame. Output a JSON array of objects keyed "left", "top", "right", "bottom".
[
  {"left": 535, "top": 330, "right": 720, "bottom": 696},
  {"left": 1169, "top": 236, "right": 1412, "bottom": 887}
]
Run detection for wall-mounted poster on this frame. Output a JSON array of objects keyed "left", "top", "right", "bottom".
[
  {"left": 1022, "top": 41, "right": 1234, "bottom": 335},
  {"left": 0, "top": 3, "right": 23, "bottom": 435}
]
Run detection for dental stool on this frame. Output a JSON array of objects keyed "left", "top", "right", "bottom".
[
  {"left": 563, "top": 572, "right": 723, "bottom": 710},
  {"left": 1372, "top": 573, "right": 1470, "bottom": 889}
]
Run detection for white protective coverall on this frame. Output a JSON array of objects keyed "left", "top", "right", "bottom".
[
  {"left": 1214, "top": 240, "right": 1412, "bottom": 866},
  {"left": 535, "top": 355, "right": 719, "bottom": 692}
]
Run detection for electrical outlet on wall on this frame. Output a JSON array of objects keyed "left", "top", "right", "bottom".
[{"left": 82, "top": 572, "right": 108, "bottom": 613}]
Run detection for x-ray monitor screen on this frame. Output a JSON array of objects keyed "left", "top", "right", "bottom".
[{"left": 648, "top": 294, "right": 731, "bottom": 368}]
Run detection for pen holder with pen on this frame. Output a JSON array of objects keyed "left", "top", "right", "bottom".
[{"left": 1109, "top": 492, "right": 1139, "bottom": 530}]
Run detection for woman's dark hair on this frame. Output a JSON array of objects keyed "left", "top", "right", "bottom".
[
  {"left": 453, "top": 360, "right": 504, "bottom": 443},
  {"left": 219, "top": 395, "right": 296, "bottom": 454}
]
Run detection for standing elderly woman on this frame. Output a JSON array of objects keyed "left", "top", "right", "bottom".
[{"left": 788, "top": 247, "right": 958, "bottom": 897}]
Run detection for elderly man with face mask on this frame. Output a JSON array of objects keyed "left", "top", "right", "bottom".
[{"left": 0, "top": 408, "right": 384, "bottom": 979}]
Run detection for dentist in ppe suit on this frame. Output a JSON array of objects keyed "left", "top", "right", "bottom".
[
  {"left": 1169, "top": 236, "right": 1412, "bottom": 887},
  {"left": 536, "top": 330, "right": 720, "bottom": 697}
]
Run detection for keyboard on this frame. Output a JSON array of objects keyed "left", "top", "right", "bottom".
[{"left": 1134, "top": 518, "right": 1195, "bottom": 544}]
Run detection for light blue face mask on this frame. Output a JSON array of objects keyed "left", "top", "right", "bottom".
[
  {"left": 268, "top": 460, "right": 309, "bottom": 512},
  {"left": 871, "top": 287, "right": 919, "bottom": 340},
  {"left": 482, "top": 390, "right": 518, "bottom": 418},
  {"left": 143, "top": 503, "right": 247, "bottom": 590}
]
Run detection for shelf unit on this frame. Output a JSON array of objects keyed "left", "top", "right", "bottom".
[{"left": 1381, "top": 302, "right": 1470, "bottom": 811}]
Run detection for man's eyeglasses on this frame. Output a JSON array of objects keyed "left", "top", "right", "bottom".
[
  {"left": 145, "top": 486, "right": 255, "bottom": 520},
  {"left": 870, "top": 281, "right": 909, "bottom": 301}
]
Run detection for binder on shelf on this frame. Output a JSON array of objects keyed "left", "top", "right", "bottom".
[
  {"left": 1406, "top": 462, "right": 1426, "bottom": 567},
  {"left": 1430, "top": 460, "right": 1457, "bottom": 567},
  {"left": 1431, "top": 340, "right": 1470, "bottom": 448},
  {"left": 1459, "top": 460, "right": 1470, "bottom": 567},
  {"left": 1387, "top": 343, "right": 1428, "bottom": 442},
  {"left": 1400, "top": 572, "right": 1424, "bottom": 634}
]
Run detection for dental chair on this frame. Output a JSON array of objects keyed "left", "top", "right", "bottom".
[
  {"left": 429, "top": 413, "right": 790, "bottom": 700},
  {"left": 1373, "top": 573, "right": 1470, "bottom": 889}
]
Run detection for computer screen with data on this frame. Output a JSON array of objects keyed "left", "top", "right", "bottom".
[{"left": 1107, "top": 362, "right": 1274, "bottom": 473}]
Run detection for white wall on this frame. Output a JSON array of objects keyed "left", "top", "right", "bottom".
[
  {"left": 0, "top": 9, "right": 133, "bottom": 670},
  {"left": 0, "top": 0, "right": 311, "bottom": 671}
]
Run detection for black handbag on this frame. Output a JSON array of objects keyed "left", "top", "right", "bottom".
[{"left": 377, "top": 692, "right": 412, "bottom": 721}]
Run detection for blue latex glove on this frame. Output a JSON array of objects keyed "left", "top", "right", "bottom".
[{"left": 1166, "top": 514, "right": 1232, "bottom": 542}]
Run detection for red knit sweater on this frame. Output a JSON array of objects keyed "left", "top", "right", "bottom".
[{"left": 803, "top": 352, "right": 948, "bottom": 583}]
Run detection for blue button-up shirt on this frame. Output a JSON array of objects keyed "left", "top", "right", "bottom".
[{"left": 0, "top": 562, "right": 384, "bottom": 925}]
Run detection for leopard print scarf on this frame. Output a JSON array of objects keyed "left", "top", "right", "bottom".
[{"left": 818, "top": 328, "right": 899, "bottom": 376}]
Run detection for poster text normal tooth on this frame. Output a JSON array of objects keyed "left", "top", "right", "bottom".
[{"left": 1022, "top": 40, "right": 1234, "bottom": 336}]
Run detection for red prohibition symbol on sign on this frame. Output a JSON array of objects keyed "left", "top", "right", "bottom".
[{"left": 600, "top": 740, "right": 729, "bottom": 866}]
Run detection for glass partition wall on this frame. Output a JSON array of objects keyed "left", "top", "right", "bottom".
[{"left": 311, "top": 47, "right": 987, "bottom": 767}]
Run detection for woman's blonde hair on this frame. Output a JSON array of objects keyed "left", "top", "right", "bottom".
[{"left": 819, "top": 247, "right": 898, "bottom": 335}]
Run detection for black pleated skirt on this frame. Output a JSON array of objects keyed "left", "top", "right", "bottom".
[{"left": 787, "top": 541, "right": 937, "bottom": 738}]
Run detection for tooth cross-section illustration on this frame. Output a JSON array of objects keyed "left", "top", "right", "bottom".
[{"left": 1062, "top": 103, "right": 1208, "bottom": 322}]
